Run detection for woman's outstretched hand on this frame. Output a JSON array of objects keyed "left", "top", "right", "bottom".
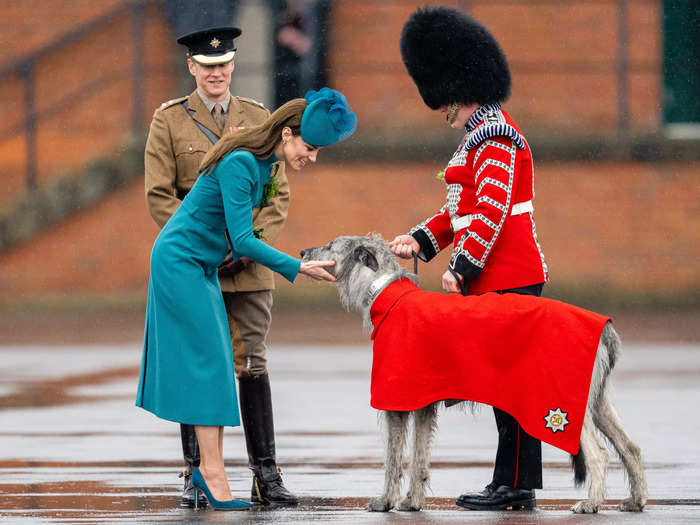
[
  {"left": 299, "top": 260, "right": 336, "bottom": 281},
  {"left": 389, "top": 235, "right": 419, "bottom": 259}
]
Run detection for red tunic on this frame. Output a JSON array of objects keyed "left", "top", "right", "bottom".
[
  {"left": 369, "top": 279, "right": 610, "bottom": 455},
  {"left": 410, "top": 104, "right": 548, "bottom": 295}
]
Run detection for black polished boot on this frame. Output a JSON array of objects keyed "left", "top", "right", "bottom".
[
  {"left": 179, "top": 424, "right": 207, "bottom": 508},
  {"left": 456, "top": 482, "right": 536, "bottom": 510},
  {"left": 238, "top": 373, "right": 299, "bottom": 505}
]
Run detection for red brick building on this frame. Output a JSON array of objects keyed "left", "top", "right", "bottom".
[{"left": 0, "top": 0, "right": 698, "bottom": 309}]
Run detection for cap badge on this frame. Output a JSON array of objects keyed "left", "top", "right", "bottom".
[
  {"left": 210, "top": 38, "right": 221, "bottom": 49},
  {"left": 544, "top": 407, "right": 569, "bottom": 433}
]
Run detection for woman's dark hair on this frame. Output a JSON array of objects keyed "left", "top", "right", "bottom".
[{"left": 200, "top": 98, "right": 308, "bottom": 174}]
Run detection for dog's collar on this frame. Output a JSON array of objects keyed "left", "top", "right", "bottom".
[{"left": 366, "top": 274, "right": 396, "bottom": 306}]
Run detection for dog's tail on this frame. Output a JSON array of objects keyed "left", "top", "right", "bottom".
[{"left": 571, "top": 448, "right": 587, "bottom": 487}]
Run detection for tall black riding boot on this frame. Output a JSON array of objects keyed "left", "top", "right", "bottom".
[
  {"left": 179, "top": 423, "right": 207, "bottom": 508},
  {"left": 238, "top": 373, "right": 299, "bottom": 505}
]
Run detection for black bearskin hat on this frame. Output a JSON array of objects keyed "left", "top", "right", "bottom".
[{"left": 400, "top": 6, "right": 511, "bottom": 109}]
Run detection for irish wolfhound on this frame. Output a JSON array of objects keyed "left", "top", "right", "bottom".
[{"left": 300, "top": 234, "right": 647, "bottom": 514}]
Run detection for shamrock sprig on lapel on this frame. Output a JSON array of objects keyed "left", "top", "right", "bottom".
[{"left": 259, "top": 162, "right": 281, "bottom": 208}]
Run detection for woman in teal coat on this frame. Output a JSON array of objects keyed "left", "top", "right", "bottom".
[{"left": 136, "top": 88, "right": 357, "bottom": 510}]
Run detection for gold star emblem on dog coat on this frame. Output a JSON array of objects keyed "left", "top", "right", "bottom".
[
  {"left": 210, "top": 37, "right": 221, "bottom": 49},
  {"left": 544, "top": 408, "right": 569, "bottom": 433}
]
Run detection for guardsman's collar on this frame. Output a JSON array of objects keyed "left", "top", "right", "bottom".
[{"left": 466, "top": 103, "right": 502, "bottom": 132}]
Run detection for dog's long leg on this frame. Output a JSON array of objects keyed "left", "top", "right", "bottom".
[
  {"left": 572, "top": 414, "right": 609, "bottom": 513},
  {"left": 593, "top": 389, "right": 647, "bottom": 512},
  {"left": 398, "top": 403, "right": 437, "bottom": 511},
  {"left": 368, "top": 410, "right": 408, "bottom": 512}
]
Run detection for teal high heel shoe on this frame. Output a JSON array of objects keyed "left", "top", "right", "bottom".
[{"left": 192, "top": 468, "right": 253, "bottom": 511}]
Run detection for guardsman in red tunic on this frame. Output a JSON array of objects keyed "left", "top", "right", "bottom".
[{"left": 390, "top": 6, "right": 549, "bottom": 510}]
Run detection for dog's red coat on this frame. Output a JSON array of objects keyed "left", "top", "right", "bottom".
[{"left": 369, "top": 279, "right": 610, "bottom": 455}]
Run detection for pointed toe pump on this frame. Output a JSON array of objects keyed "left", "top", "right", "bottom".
[{"left": 191, "top": 468, "right": 253, "bottom": 511}]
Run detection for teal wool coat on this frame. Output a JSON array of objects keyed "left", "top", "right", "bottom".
[{"left": 136, "top": 151, "right": 300, "bottom": 426}]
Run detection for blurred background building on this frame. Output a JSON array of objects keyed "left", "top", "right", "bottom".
[{"left": 0, "top": 0, "right": 698, "bottom": 321}]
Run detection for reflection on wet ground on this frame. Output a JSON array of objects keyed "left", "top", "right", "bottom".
[
  {"left": 3, "top": 486, "right": 694, "bottom": 525},
  {"left": 0, "top": 367, "right": 136, "bottom": 410},
  {"left": 1, "top": 344, "right": 700, "bottom": 523}
]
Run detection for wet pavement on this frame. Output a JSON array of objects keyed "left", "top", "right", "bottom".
[{"left": 1, "top": 342, "right": 699, "bottom": 523}]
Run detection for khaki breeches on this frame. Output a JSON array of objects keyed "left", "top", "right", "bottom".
[{"left": 223, "top": 290, "right": 273, "bottom": 378}]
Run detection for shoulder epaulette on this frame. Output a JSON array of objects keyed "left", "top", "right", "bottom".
[
  {"left": 466, "top": 123, "right": 526, "bottom": 150},
  {"left": 236, "top": 96, "right": 267, "bottom": 111},
  {"left": 157, "top": 96, "right": 188, "bottom": 111}
]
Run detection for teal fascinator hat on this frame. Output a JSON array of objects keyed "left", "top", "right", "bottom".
[{"left": 301, "top": 88, "right": 358, "bottom": 147}]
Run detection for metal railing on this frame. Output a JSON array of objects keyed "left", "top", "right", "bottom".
[{"left": 0, "top": 0, "right": 153, "bottom": 191}]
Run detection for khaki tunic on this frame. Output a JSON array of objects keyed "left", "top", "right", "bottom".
[{"left": 145, "top": 90, "right": 289, "bottom": 292}]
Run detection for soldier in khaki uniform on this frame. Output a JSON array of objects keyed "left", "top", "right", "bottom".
[{"left": 145, "top": 25, "right": 298, "bottom": 507}]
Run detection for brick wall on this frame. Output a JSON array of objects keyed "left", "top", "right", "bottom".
[
  {"left": 0, "top": 160, "right": 697, "bottom": 305},
  {"left": 0, "top": 1, "right": 695, "bottom": 310},
  {"left": 0, "top": 0, "right": 668, "bottom": 213},
  {"left": 0, "top": 0, "right": 177, "bottom": 209},
  {"left": 0, "top": 1, "right": 125, "bottom": 62},
  {"left": 329, "top": 0, "right": 661, "bottom": 136}
]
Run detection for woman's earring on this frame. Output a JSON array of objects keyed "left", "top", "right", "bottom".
[{"left": 446, "top": 103, "right": 462, "bottom": 125}]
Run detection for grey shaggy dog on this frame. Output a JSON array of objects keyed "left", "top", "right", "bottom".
[{"left": 301, "top": 234, "right": 647, "bottom": 514}]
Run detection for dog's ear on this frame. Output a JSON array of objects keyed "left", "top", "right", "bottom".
[{"left": 353, "top": 245, "right": 379, "bottom": 272}]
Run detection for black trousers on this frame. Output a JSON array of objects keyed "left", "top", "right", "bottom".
[{"left": 491, "top": 283, "right": 544, "bottom": 489}]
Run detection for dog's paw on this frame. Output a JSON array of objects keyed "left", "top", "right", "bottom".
[
  {"left": 571, "top": 500, "right": 600, "bottom": 514},
  {"left": 367, "top": 497, "right": 393, "bottom": 512},
  {"left": 397, "top": 496, "right": 422, "bottom": 512},
  {"left": 618, "top": 497, "right": 645, "bottom": 512}
]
